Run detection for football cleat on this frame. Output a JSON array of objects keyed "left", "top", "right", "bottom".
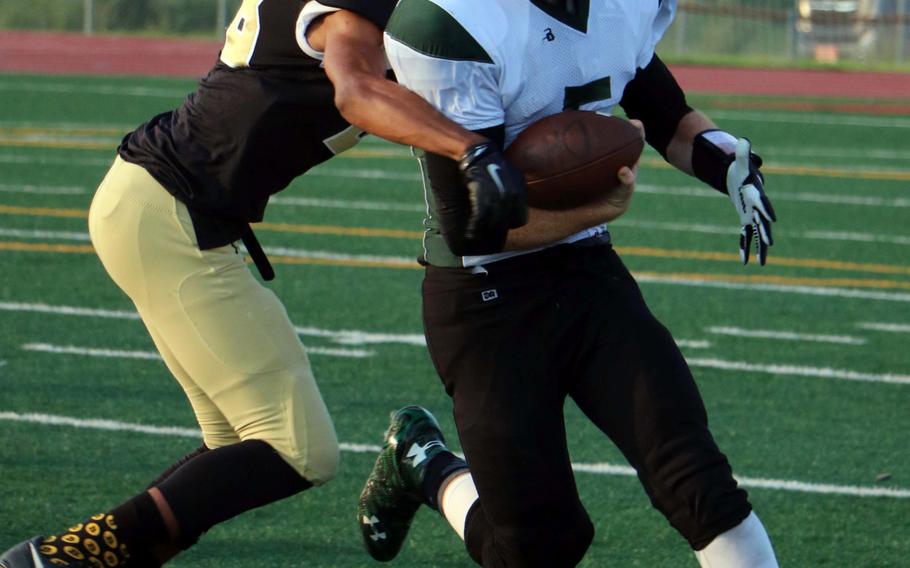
[
  {"left": 357, "top": 405, "right": 450, "bottom": 562},
  {"left": 0, "top": 537, "right": 83, "bottom": 567}
]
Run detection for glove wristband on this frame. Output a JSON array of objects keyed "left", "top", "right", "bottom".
[
  {"left": 692, "top": 129, "right": 738, "bottom": 194},
  {"left": 458, "top": 141, "right": 495, "bottom": 172}
]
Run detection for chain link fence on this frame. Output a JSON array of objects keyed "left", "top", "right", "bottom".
[{"left": 0, "top": 0, "right": 907, "bottom": 66}]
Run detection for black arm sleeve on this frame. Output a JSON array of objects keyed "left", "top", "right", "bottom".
[
  {"left": 424, "top": 125, "right": 506, "bottom": 257},
  {"left": 619, "top": 54, "right": 693, "bottom": 159}
]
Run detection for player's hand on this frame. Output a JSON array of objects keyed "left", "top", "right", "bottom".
[
  {"left": 459, "top": 142, "right": 528, "bottom": 246},
  {"left": 608, "top": 119, "right": 643, "bottom": 219},
  {"left": 726, "top": 138, "right": 776, "bottom": 265}
]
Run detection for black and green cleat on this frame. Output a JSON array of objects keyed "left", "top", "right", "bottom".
[
  {"left": 357, "top": 405, "right": 450, "bottom": 562},
  {"left": 0, "top": 537, "right": 84, "bottom": 567}
]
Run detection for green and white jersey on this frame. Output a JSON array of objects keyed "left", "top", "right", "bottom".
[{"left": 384, "top": 0, "right": 676, "bottom": 267}]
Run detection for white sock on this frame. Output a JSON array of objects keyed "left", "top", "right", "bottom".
[
  {"left": 439, "top": 471, "right": 479, "bottom": 541},
  {"left": 695, "top": 512, "right": 779, "bottom": 568}
]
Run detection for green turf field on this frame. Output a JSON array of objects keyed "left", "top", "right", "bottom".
[{"left": 0, "top": 73, "right": 908, "bottom": 567}]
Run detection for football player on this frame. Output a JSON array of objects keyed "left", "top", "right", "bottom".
[
  {"left": 0, "top": 1, "right": 530, "bottom": 567},
  {"left": 358, "top": 0, "right": 778, "bottom": 567}
]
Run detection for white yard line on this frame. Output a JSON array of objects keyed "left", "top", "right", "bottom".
[
  {"left": 0, "top": 228, "right": 91, "bottom": 241},
  {"left": 0, "top": 410, "right": 907, "bottom": 499},
  {"left": 618, "top": 220, "right": 910, "bottom": 247},
  {"left": 687, "top": 357, "right": 910, "bottom": 385},
  {"left": 263, "top": 246, "right": 415, "bottom": 266},
  {"left": 857, "top": 322, "right": 910, "bottom": 333},
  {"left": 0, "top": 154, "right": 113, "bottom": 167},
  {"left": 0, "top": 184, "right": 86, "bottom": 195},
  {"left": 293, "top": 326, "right": 426, "bottom": 347},
  {"left": 635, "top": 184, "right": 910, "bottom": 209},
  {"left": 635, "top": 273, "right": 910, "bottom": 303},
  {"left": 705, "top": 110, "right": 910, "bottom": 129},
  {"left": 6, "top": 301, "right": 908, "bottom": 384},
  {"left": 270, "top": 195, "right": 423, "bottom": 212},
  {"left": 0, "top": 83, "right": 187, "bottom": 98},
  {"left": 21, "top": 342, "right": 374, "bottom": 360},
  {"left": 705, "top": 326, "right": 866, "bottom": 345},
  {"left": 675, "top": 340, "right": 712, "bottom": 349}
]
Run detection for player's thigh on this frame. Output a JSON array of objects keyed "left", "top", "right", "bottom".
[
  {"left": 423, "top": 266, "right": 590, "bottom": 543},
  {"left": 143, "top": 315, "right": 240, "bottom": 449},
  {"left": 150, "top": 251, "right": 339, "bottom": 483},
  {"left": 568, "top": 251, "right": 749, "bottom": 547}
]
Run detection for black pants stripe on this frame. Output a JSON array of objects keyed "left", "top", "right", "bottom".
[{"left": 422, "top": 244, "right": 751, "bottom": 567}]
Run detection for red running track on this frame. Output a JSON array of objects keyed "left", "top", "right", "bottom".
[{"left": 1, "top": 30, "right": 909, "bottom": 99}]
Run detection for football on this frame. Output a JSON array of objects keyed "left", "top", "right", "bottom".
[{"left": 505, "top": 111, "right": 644, "bottom": 210}]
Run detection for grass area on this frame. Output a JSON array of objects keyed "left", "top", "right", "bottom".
[{"left": 0, "top": 73, "right": 908, "bottom": 567}]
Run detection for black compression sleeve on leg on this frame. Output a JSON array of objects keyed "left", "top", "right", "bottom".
[
  {"left": 146, "top": 444, "right": 210, "bottom": 489},
  {"left": 156, "top": 440, "right": 311, "bottom": 548},
  {"left": 619, "top": 54, "right": 692, "bottom": 159}
]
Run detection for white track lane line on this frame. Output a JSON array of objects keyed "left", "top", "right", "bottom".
[
  {"left": 857, "top": 322, "right": 910, "bottom": 333},
  {"left": 21, "top": 342, "right": 374, "bottom": 360},
  {"left": 0, "top": 410, "right": 906, "bottom": 499},
  {"left": 705, "top": 326, "right": 866, "bottom": 345}
]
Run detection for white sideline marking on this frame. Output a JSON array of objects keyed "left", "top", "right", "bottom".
[
  {"left": 706, "top": 326, "right": 866, "bottom": 345},
  {"left": 687, "top": 358, "right": 910, "bottom": 385},
  {"left": 0, "top": 228, "right": 92, "bottom": 241},
  {"left": 0, "top": 410, "right": 907, "bottom": 499},
  {"left": 21, "top": 342, "right": 374, "bottom": 360},
  {"left": 857, "top": 322, "right": 910, "bottom": 333},
  {"left": 636, "top": 274, "right": 910, "bottom": 303},
  {"left": 0, "top": 184, "right": 85, "bottom": 195}
]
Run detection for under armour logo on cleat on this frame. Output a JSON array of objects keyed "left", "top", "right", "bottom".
[
  {"left": 363, "top": 515, "right": 387, "bottom": 541},
  {"left": 481, "top": 289, "right": 499, "bottom": 302},
  {"left": 406, "top": 440, "right": 445, "bottom": 466}
]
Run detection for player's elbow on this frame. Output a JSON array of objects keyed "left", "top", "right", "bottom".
[{"left": 332, "top": 74, "right": 376, "bottom": 127}]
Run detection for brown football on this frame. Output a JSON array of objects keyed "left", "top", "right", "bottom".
[{"left": 505, "top": 111, "right": 644, "bottom": 210}]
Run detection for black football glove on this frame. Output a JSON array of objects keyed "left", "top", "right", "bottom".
[
  {"left": 458, "top": 142, "right": 528, "bottom": 251},
  {"left": 726, "top": 138, "right": 777, "bottom": 266}
]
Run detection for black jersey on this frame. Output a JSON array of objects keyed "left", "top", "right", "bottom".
[{"left": 118, "top": 0, "right": 395, "bottom": 249}]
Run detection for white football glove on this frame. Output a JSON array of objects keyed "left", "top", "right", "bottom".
[{"left": 726, "top": 138, "right": 776, "bottom": 265}]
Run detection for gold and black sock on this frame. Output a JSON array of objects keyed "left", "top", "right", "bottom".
[{"left": 39, "top": 492, "right": 168, "bottom": 567}]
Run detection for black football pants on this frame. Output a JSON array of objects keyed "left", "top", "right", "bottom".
[{"left": 422, "top": 243, "right": 751, "bottom": 567}]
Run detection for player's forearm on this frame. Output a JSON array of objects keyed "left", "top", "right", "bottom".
[
  {"left": 334, "top": 75, "right": 484, "bottom": 161},
  {"left": 504, "top": 187, "right": 633, "bottom": 251},
  {"left": 665, "top": 109, "right": 718, "bottom": 176}
]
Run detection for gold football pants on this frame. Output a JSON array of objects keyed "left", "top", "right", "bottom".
[{"left": 87, "top": 156, "right": 339, "bottom": 484}]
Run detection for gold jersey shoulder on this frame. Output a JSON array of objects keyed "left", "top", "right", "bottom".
[{"left": 221, "top": 0, "right": 265, "bottom": 68}]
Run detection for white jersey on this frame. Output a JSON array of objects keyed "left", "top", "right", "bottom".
[{"left": 384, "top": 0, "right": 676, "bottom": 267}]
